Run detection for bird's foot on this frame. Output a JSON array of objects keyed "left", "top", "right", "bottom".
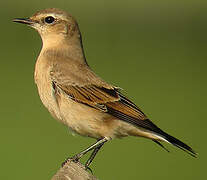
[
  {"left": 84, "top": 164, "right": 93, "bottom": 174},
  {"left": 61, "top": 154, "right": 82, "bottom": 167}
]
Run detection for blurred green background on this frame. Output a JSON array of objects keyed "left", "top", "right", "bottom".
[{"left": 1, "top": 0, "right": 206, "bottom": 179}]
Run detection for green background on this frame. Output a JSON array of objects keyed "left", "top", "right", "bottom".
[{"left": 1, "top": 0, "right": 206, "bottom": 179}]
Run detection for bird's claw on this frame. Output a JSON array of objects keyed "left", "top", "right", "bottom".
[
  {"left": 61, "top": 155, "right": 81, "bottom": 167},
  {"left": 70, "top": 155, "right": 81, "bottom": 162},
  {"left": 84, "top": 165, "right": 93, "bottom": 174},
  {"left": 61, "top": 158, "right": 70, "bottom": 167}
]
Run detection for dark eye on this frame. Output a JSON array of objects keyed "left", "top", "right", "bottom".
[{"left": 44, "top": 16, "right": 55, "bottom": 24}]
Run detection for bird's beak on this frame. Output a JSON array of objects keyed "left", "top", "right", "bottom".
[{"left": 13, "top": 18, "right": 35, "bottom": 25}]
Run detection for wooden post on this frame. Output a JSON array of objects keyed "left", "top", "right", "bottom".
[{"left": 51, "top": 160, "right": 98, "bottom": 180}]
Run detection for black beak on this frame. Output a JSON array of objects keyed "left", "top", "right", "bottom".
[{"left": 13, "top": 18, "right": 34, "bottom": 25}]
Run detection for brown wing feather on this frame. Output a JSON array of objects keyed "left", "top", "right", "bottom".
[
  {"left": 106, "top": 101, "right": 146, "bottom": 120},
  {"left": 53, "top": 79, "right": 147, "bottom": 120},
  {"left": 55, "top": 83, "right": 120, "bottom": 111}
]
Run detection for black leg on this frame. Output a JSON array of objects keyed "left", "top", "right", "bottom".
[
  {"left": 62, "top": 137, "right": 108, "bottom": 167},
  {"left": 85, "top": 141, "right": 105, "bottom": 169}
]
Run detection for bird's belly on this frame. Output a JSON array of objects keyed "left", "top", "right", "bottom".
[
  {"left": 57, "top": 93, "right": 139, "bottom": 139},
  {"left": 58, "top": 94, "right": 104, "bottom": 138}
]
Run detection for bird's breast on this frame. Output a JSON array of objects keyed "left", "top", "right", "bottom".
[{"left": 34, "top": 57, "right": 62, "bottom": 121}]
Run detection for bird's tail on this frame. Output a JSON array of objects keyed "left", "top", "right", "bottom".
[{"left": 153, "top": 130, "right": 197, "bottom": 157}]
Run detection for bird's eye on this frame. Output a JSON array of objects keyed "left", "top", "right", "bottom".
[{"left": 44, "top": 16, "right": 55, "bottom": 24}]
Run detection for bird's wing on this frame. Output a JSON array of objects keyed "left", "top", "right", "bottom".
[
  {"left": 54, "top": 83, "right": 120, "bottom": 111},
  {"left": 50, "top": 60, "right": 165, "bottom": 132},
  {"left": 51, "top": 69, "right": 162, "bottom": 133},
  {"left": 55, "top": 81, "right": 145, "bottom": 116}
]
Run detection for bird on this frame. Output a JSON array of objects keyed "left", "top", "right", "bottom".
[{"left": 13, "top": 8, "right": 197, "bottom": 169}]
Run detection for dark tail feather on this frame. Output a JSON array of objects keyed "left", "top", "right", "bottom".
[
  {"left": 106, "top": 102, "right": 197, "bottom": 157},
  {"left": 152, "top": 139, "right": 170, "bottom": 153},
  {"left": 158, "top": 131, "right": 197, "bottom": 158}
]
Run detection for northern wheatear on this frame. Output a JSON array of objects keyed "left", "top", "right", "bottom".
[{"left": 13, "top": 8, "right": 196, "bottom": 169}]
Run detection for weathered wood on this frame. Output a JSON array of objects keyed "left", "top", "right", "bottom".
[{"left": 51, "top": 160, "right": 98, "bottom": 180}]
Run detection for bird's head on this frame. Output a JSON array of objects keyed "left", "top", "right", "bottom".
[{"left": 13, "top": 8, "right": 81, "bottom": 47}]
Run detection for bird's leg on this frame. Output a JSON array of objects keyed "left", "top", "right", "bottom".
[
  {"left": 84, "top": 141, "right": 105, "bottom": 171},
  {"left": 62, "top": 137, "right": 108, "bottom": 166},
  {"left": 71, "top": 137, "right": 108, "bottom": 161}
]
